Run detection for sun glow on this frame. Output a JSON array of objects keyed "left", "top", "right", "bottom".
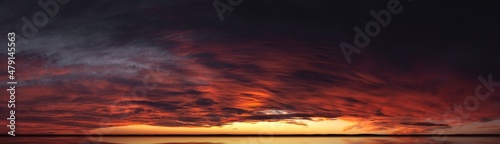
[{"left": 89, "top": 119, "right": 361, "bottom": 135}]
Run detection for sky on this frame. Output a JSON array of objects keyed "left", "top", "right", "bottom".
[{"left": 1, "top": 0, "right": 500, "bottom": 135}]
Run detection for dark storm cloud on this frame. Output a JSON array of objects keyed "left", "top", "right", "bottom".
[
  {"left": 1, "top": 0, "right": 500, "bottom": 135},
  {"left": 221, "top": 107, "right": 249, "bottom": 115},
  {"left": 243, "top": 112, "right": 342, "bottom": 121},
  {"left": 291, "top": 70, "right": 339, "bottom": 83},
  {"left": 133, "top": 108, "right": 145, "bottom": 114},
  {"left": 200, "top": 60, "right": 237, "bottom": 69},
  {"left": 375, "top": 109, "right": 388, "bottom": 117},
  {"left": 400, "top": 122, "right": 450, "bottom": 127},
  {"left": 178, "top": 117, "right": 203, "bottom": 123},
  {"left": 146, "top": 89, "right": 205, "bottom": 97},
  {"left": 342, "top": 97, "right": 367, "bottom": 105},
  {"left": 195, "top": 98, "right": 217, "bottom": 106},
  {"left": 125, "top": 101, "right": 181, "bottom": 112},
  {"left": 479, "top": 117, "right": 495, "bottom": 123}
]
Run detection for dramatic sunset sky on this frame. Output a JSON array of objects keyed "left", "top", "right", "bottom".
[{"left": 1, "top": 0, "right": 500, "bottom": 135}]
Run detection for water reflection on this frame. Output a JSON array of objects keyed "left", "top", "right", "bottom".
[{"left": 4, "top": 137, "right": 500, "bottom": 144}]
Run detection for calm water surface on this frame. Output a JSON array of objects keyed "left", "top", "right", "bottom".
[{"left": 3, "top": 137, "right": 500, "bottom": 144}]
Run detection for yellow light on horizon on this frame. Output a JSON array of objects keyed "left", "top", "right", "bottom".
[{"left": 89, "top": 118, "right": 363, "bottom": 135}]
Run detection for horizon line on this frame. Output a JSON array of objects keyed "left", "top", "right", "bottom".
[{"left": 3, "top": 134, "right": 500, "bottom": 137}]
